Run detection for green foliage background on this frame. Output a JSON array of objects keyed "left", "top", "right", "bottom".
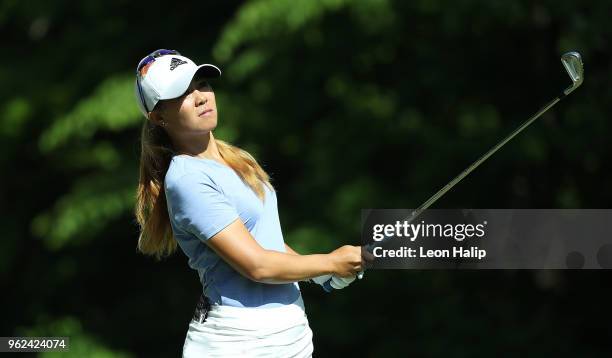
[{"left": 2, "top": 0, "right": 611, "bottom": 356}]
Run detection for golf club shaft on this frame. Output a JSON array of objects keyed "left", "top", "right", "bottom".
[
  {"left": 322, "top": 95, "right": 563, "bottom": 293},
  {"left": 410, "top": 95, "right": 562, "bottom": 223}
]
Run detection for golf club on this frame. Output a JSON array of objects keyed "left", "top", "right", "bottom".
[{"left": 322, "top": 51, "right": 584, "bottom": 292}]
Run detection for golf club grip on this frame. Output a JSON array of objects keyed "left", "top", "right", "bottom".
[{"left": 322, "top": 279, "right": 334, "bottom": 292}]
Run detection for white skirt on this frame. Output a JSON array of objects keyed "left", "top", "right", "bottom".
[{"left": 183, "top": 294, "right": 313, "bottom": 357}]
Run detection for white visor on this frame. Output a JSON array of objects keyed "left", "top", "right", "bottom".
[{"left": 135, "top": 54, "right": 221, "bottom": 118}]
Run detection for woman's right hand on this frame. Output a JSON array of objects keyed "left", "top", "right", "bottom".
[{"left": 328, "top": 245, "right": 363, "bottom": 277}]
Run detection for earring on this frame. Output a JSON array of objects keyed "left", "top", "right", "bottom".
[{"left": 160, "top": 121, "right": 166, "bottom": 127}]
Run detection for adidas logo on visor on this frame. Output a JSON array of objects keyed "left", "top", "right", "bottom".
[{"left": 170, "top": 57, "right": 188, "bottom": 71}]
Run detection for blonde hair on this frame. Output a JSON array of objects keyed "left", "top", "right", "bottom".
[{"left": 134, "top": 120, "right": 273, "bottom": 260}]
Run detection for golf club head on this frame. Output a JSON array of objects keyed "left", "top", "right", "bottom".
[{"left": 561, "top": 51, "right": 584, "bottom": 95}]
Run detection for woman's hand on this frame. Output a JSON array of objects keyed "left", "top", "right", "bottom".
[
  {"left": 328, "top": 245, "right": 363, "bottom": 277},
  {"left": 309, "top": 273, "right": 357, "bottom": 290}
]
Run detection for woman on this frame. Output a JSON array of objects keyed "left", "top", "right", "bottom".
[{"left": 133, "top": 49, "right": 363, "bottom": 357}]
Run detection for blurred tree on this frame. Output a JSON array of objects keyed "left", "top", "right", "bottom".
[{"left": 1, "top": 0, "right": 611, "bottom": 356}]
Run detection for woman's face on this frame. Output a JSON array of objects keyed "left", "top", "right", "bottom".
[{"left": 152, "top": 77, "right": 218, "bottom": 138}]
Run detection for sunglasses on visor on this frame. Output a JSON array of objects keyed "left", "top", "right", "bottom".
[
  {"left": 136, "top": 49, "right": 181, "bottom": 113},
  {"left": 137, "top": 49, "right": 181, "bottom": 75}
]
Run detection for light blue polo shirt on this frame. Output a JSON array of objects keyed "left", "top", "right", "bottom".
[{"left": 164, "top": 154, "right": 301, "bottom": 308}]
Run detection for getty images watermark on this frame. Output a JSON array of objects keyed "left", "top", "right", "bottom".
[
  {"left": 372, "top": 219, "right": 488, "bottom": 260},
  {"left": 361, "top": 209, "right": 612, "bottom": 269}
]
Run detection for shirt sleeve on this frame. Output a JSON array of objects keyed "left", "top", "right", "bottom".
[{"left": 165, "top": 173, "right": 240, "bottom": 241}]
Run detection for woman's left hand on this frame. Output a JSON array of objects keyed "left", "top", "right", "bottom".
[
  {"left": 309, "top": 273, "right": 361, "bottom": 290},
  {"left": 328, "top": 274, "right": 356, "bottom": 289},
  {"left": 329, "top": 270, "right": 366, "bottom": 289}
]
